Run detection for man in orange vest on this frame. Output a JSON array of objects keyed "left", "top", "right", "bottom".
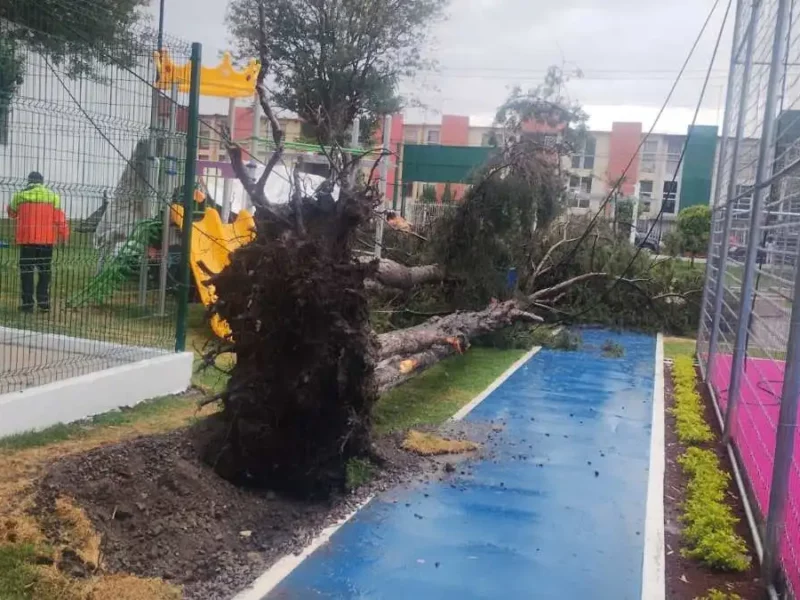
[{"left": 8, "top": 172, "right": 69, "bottom": 313}]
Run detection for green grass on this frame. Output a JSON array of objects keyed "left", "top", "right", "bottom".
[
  {"left": 0, "top": 220, "right": 186, "bottom": 350},
  {"left": 0, "top": 543, "right": 41, "bottom": 599},
  {"left": 373, "top": 347, "right": 526, "bottom": 434},
  {"left": 664, "top": 336, "right": 696, "bottom": 360},
  {"left": 345, "top": 457, "right": 376, "bottom": 490}
]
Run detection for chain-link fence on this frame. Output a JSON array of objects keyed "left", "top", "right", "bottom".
[
  {"left": 698, "top": 0, "right": 800, "bottom": 594},
  {"left": 0, "top": 5, "right": 198, "bottom": 394}
]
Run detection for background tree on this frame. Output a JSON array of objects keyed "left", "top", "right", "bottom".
[
  {"left": 1, "top": 0, "right": 147, "bottom": 78},
  {"left": 441, "top": 183, "right": 454, "bottom": 204},
  {"left": 615, "top": 198, "right": 634, "bottom": 239},
  {"left": 677, "top": 204, "right": 711, "bottom": 265},
  {"left": 226, "top": 0, "right": 447, "bottom": 143},
  {"left": 663, "top": 230, "right": 685, "bottom": 257},
  {"left": 420, "top": 184, "right": 437, "bottom": 204}
]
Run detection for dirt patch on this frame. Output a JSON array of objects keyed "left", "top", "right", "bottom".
[
  {"left": 32, "top": 420, "right": 456, "bottom": 600},
  {"left": 664, "top": 363, "right": 763, "bottom": 599}
]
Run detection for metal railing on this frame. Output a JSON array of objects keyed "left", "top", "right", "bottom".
[
  {"left": 698, "top": 0, "right": 800, "bottom": 594},
  {"left": 0, "top": 7, "right": 200, "bottom": 394}
]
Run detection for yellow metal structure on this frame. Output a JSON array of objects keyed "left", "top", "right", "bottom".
[
  {"left": 154, "top": 51, "right": 259, "bottom": 98},
  {"left": 170, "top": 205, "right": 256, "bottom": 338}
]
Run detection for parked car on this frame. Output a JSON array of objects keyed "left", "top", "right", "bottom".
[{"left": 634, "top": 231, "right": 660, "bottom": 253}]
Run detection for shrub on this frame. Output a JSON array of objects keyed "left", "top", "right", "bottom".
[
  {"left": 670, "top": 356, "right": 713, "bottom": 444},
  {"left": 678, "top": 447, "right": 751, "bottom": 571},
  {"left": 696, "top": 589, "right": 742, "bottom": 600},
  {"left": 694, "top": 588, "right": 742, "bottom": 600}
]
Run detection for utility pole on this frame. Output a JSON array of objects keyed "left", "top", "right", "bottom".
[
  {"left": 374, "top": 114, "right": 391, "bottom": 258},
  {"left": 221, "top": 98, "right": 237, "bottom": 222}
]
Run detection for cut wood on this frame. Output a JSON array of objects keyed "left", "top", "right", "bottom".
[{"left": 375, "top": 300, "right": 542, "bottom": 391}]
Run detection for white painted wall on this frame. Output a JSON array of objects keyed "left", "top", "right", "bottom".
[
  {"left": 0, "top": 326, "right": 193, "bottom": 437},
  {"left": 0, "top": 351, "right": 193, "bottom": 437},
  {"left": 0, "top": 49, "right": 153, "bottom": 220}
]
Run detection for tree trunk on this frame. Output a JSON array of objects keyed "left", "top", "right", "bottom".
[
  {"left": 372, "top": 258, "right": 444, "bottom": 290},
  {"left": 205, "top": 187, "right": 379, "bottom": 498},
  {"left": 374, "top": 300, "right": 542, "bottom": 392}
]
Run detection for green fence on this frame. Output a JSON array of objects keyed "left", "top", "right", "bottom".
[{"left": 0, "top": 3, "right": 198, "bottom": 393}]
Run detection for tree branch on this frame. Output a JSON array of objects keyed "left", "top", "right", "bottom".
[
  {"left": 252, "top": 0, "right": 284, "bottom": 200},
  {"left": 528, "top": 272, "right": 608, "bottom": 301}
]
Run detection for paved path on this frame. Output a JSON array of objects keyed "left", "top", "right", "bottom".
[{"left": 266, "top": 330, "right": 657, "bottom": 599}]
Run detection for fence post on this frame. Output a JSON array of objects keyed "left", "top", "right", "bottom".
[
  {"left": 763, "top": 240, "right": 800, "bottom": 591},
  {"left": 392, "top": 141, "right": 402, "bottom": 211},
  {"left": 724, "top": 0, "right": 791, "bottom": 443},
  {"left": 158, "top": 81, "right": 179, "bottom": 317},
  {"left": 374, "top": 114, "right": 391, "bottom": 258},
  {"left": 706, "top": 0, "right": 752, "bottom": 377},
  {"left": 175, "top": 42, "right": 202, "bottom": 353}
]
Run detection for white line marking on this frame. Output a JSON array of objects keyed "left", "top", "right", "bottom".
[
  {"left": 450, "top": 346, "right": 541, "bottom": 421},
  {"left": 232, "top": 497, "right": 372, "bottom": 600},
  {"left": 233, "top": 345, "right": 542, "bottom": 599},
  {"left": 641, "top": 333, "right": 666, "bottom": 600}
]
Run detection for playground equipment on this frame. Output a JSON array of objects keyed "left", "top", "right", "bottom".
[
  {"left": 75, "top": 51, "right": 260, "bottom": 318},
  {"left": 170, "top": 202, "right": 255, "bottom": 338}
]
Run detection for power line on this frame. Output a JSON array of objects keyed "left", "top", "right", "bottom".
[
  {"left": 544, "top": 0, "right": 727, "bottom": 278},
  {"left": 563, "top": 0, "right": 734, "bottom": 325}
]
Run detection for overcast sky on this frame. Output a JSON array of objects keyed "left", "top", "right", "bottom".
[{"left": 148, "top": 0, "right": 732, "bottom": 134}]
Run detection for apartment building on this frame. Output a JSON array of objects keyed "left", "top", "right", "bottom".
[{"left": 197, "top": 106, "right": 749, "bottom": 224}]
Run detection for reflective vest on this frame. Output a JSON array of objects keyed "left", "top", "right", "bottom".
[{"left": 8, "top": 184, "right": 69, "bottom": 245}]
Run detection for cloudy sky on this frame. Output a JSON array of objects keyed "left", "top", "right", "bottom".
[{"left": 148, "top": 0, "right": 732, "bottom": 134}]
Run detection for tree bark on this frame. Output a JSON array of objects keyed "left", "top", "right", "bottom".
[
  {"left": 375, "top": 300, "right": 542, "bottom": 392},
  {"left": 364, "top": 258, "right": 444, "bottom": 290}
]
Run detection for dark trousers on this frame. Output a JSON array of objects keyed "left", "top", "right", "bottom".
[{"left": 19, "top": 244, "right": 53, "bottom": 310}]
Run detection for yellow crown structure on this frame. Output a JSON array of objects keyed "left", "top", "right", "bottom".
[{"left": 154, "top": 51, "right": 259, "bottom": 98}]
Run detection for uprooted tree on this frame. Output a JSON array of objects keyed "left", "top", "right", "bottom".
[
  {"left": 203, "top": 0, "right": 452, "bottom": 496},
  {"left": 203, "top": 6, "right": 700, "bottom": 496}
]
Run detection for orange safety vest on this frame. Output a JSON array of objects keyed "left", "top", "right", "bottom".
[{"left": 8, "top": 184, "right": 70, "bottom": 245}]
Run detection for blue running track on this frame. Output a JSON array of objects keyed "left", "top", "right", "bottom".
[{"left": 267, "top": 330, "right": 657, "bottom": 599}]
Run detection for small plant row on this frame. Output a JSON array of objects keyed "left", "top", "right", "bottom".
[
  {"left": 696, "top": 588, "right": 742, "bottom": 600},
  {"left": 678, "top": 447, "right": 752, "bottom": 571},
  {"left": 671, "top": 356, "right": 714, "bottom": 444},
  {"left": 670, "top": 355, "right": 751, "bottom": 575}
]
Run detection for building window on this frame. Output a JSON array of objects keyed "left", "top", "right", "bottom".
[
  {"left": 739, "top": 140, "right": 759, "bottom": 181},
  {"left": 666, "top": 137, "right": 683, "bottom": 176},
  {"left": 733, "top": 183, "right": 753, "bottom": 214},
  {"left": 404, "top": 128, "right": 418, "bottom": 143},
  {"left": 481, "top": 130, "right": 501, "bottom": 147},
  {"left": 568, "top": 194, "right": 591, "bottom": 209},
  {"left": 426, "top": 129, "right": 440, "bottom": 144},
  {"left": 662, "top": 180, "right": 678, "bottom": 213},
  {"left": 569, "top": 175, "right": 593, "bottom": 194},
  {"left": 571, "top": 136, "right": 596, "bottom": 170},
  {"left": 638, "top": 180, "right": 653, "bottom": 214},
  {"left": 641, "top": 139, "right": 658, "bottom": 172},
  {"left": 199, "top": 124, "right": 211, "bottom": 150}
]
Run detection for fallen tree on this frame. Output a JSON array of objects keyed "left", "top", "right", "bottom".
[{"left": 205, "top": 8, "right": 697, "bottom": 496}]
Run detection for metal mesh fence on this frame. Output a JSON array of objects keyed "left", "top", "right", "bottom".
[
  {"left": 0, "top": 5, "right": 195, "bottom": 394},
  {"left": 698, "top": 0, "right": 800, "bottom": 593}
]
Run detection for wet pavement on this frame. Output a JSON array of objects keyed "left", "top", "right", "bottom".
[{"left": 267, "top": 330, "right": 657, "bottom": 600}]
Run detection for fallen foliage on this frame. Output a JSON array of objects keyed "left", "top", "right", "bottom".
[{"left": 402, "top": 430, "right": 479, "bottom": 456}]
